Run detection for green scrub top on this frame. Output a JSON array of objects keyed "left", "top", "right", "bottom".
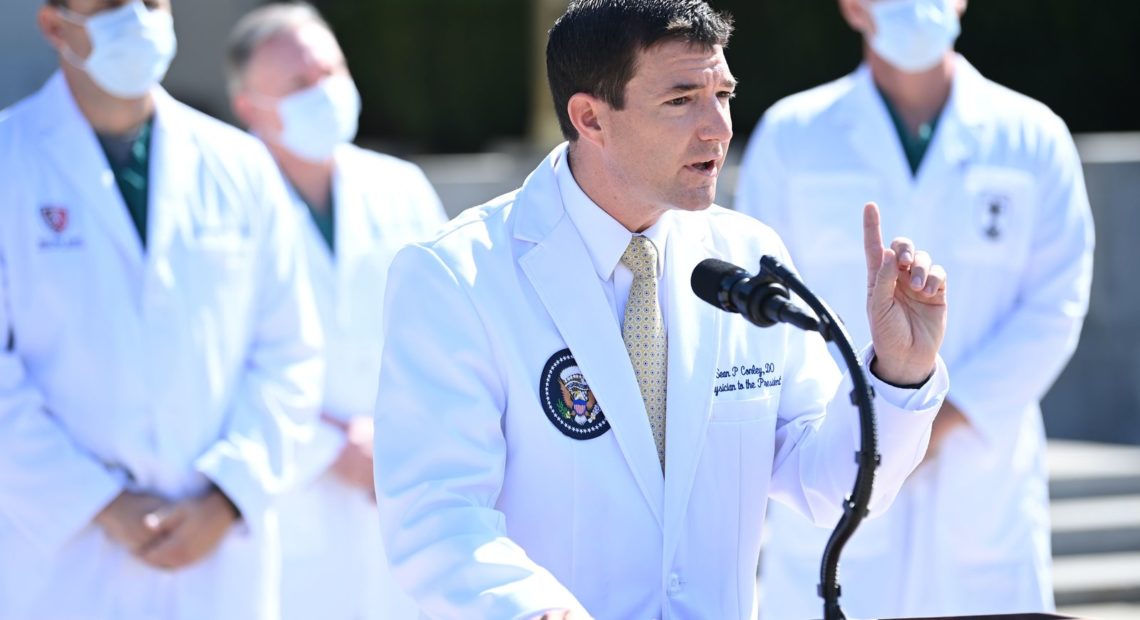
[
  {"left": 97, "top": 117, "right": 153, "bottom": 248},
  {"left": 877, "top": 87, "right": 943, "bottom": 177}
]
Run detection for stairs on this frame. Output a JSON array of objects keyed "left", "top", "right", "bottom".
[{"left": 1048, "top": 441, "right": 1140, "bottom": 619}]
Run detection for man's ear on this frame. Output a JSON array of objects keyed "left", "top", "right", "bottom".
[
  {"left": 37, "top": 5, "right": 67, "bottom": 50},
  {"left": 231, "top": 92, "right": 256, "bottom": 129},
  {"left": 837, "top": 0, "right": 874, "bottom": 36},
  {"left": 567, "top": 92, "right": 606, "bottom": 149}
]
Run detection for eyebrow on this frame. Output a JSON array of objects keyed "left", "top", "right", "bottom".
[{"left": 663, "top": 78, "right": 738, "bottom": 95}]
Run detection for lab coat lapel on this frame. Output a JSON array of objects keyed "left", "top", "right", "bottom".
[
  {"left": 332, "top": 148, "right": 365, "bottom": 324},
  {"left": 517, "top": 146, "right": 665, "bottom": 530},
  {"left": 661, "top": 213, "right": 721, "bottom": 565},
  {"left": 844, "top": 65, "right": 914, "bottom": 184},
  {"left": 919, "top": 57, "right": 984, "bottom": 184},
  {"left": 146, "top": 90, "right": 198, "bottom": 265},
  {"left": 38, "top": 72, "right": 144, "bottom": 269}
]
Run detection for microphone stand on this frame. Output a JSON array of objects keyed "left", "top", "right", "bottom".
[{"left": 758, "top": 256, "right": 880, "bottom": 620}]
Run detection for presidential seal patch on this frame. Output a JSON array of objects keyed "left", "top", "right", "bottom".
[{"left": 539, "top": 348, "right": 609, "bottom": 440}]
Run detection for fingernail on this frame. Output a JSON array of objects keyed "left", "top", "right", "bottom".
[
  {"left": 911, "top": 275, "right": 923, "bottom": 288},
  {"left": 900, "top": 251, "right": 913, "bottom": 263}
]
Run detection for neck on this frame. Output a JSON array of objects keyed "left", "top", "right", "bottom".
[
  {"left": 867, "top": 50, "right": 956, "bottom": 135},
  {"left": 269, "top": 142, "right": 335, "bottom": 213},
  {"left": 62, "top": 63, "right": 154, "bottom": 136},
  {"left": 566, "top": 143, "right": 663, "bottom": 233}
]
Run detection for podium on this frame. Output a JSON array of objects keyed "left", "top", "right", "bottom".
[{"left": 877, "top": 614, "right": 1082, "bottom": 620}]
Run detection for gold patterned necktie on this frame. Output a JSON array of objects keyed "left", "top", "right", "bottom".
[{"left": 621, "top": 235, "right": 668, "bottom": 471}]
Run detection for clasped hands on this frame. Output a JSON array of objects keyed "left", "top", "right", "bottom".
[{"left": 94, "top": 484, "right": 239, "bottom": 571}]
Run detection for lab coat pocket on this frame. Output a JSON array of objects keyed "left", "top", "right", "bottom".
[
  {"left": 704, "top": 399, "right": 778, "bottom": 571},
  {"left": 952, "top": 166, "right": 1035, "bottom": 268},
  {"left": 787, "top": 174, "right": 880, "bottom": 262},
  {"left": 710, "top": 394, "right": 777, "bottom": 423}
]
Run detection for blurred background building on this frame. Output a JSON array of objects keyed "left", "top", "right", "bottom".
[{"left": 4, "top": 0, "right": 1140, "bottom": 615}]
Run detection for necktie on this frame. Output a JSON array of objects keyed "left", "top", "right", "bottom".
[{"left": 621, "top": 235, "right": 668, "bottom": 471}]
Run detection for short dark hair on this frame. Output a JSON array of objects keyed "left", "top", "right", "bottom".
[{"left": 546, "top": 0, "right": 734, "bottom": 141}]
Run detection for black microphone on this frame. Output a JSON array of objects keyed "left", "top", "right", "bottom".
[{"left": 691, "top": 258, "right": 821, "bottom": 333}]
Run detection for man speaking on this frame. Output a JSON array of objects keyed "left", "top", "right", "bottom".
[{"left": 373, "top": 1, "right": 952, "bottom": 618}]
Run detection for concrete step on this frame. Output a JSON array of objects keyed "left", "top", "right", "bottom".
[
  {"left": 1051, "top": 495, "right": 1140, "bottom": 556},
  {"left": 1052, "top": 552, "right": 1140, "bottom": 607},
  {"left": 1048, "top": 441, "right": 1140, "bottom": 500},
  {"left": 1058, "top": 603, "right": 1140, "bottom": 620}
]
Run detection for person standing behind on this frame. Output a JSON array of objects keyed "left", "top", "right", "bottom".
[
  {"left": 227, "top": 4, "right": 447, "bottom": 619},
  {"left": 735, "top": 0, "right": 1094, "bottom": 617},
  {"left": 0, "top": 1, "right": 325, "bottom": 619}
]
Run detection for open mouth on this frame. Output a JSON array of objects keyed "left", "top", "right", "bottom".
[{"left": 687, "top": 159, "right": 719, "bottom": 177}]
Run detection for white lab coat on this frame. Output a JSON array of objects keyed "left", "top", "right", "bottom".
[
  {"left": 735, "top": 57, "right": 1094, "bottom": 619},
  {"left": 275, "top": 143, "right": 446, "bottom": 620},
  {"left": 373, "top": 143, "right": 949, "bottom": 620},
  {"left": 0, "top": 72, "right": 324, "bottom": 620}
]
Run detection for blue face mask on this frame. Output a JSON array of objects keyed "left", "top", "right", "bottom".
[
  {"left": 866, "top": 0, "right": 960, "bottom": 73},
  {"left": 57, "top": 1, "right": 178, "bottom": 99}
]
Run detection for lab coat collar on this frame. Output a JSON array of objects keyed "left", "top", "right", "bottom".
[
  {"left": 146, "top": 87, "right": 198, "bottom": 266},
  {"left": 517, "top": 143, "right": 666, "bottom": 530},
  {"left": 37, "top": 71, "right": 147, "bottom": 269},
  {"left": 841, "top": 55, "right": 984, "bottom": 179},
  {"left": 553, "top": 150, "right": 669, "bottom": 282}
]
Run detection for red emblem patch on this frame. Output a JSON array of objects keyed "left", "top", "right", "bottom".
[{"left": 41, "top": 207, "right": 68, "bottom": 234}]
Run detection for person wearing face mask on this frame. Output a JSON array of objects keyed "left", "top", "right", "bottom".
[
  {"left": 735, "top": 0, "right": 1094, "bottom": 618},
  {"left": 225, "top": 4, "right": 446, "bottom": 620},
  {"left": 0, "top": 1, "right": 324, "bottom": 619}
]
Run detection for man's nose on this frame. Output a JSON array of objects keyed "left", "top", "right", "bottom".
[{"left": 700, "top": 98, "right": 733, "bottom": 143}]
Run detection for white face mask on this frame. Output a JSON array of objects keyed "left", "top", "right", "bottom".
[
  {"left": 866, "top": 0, "right": 960, "bottom": 73},
  {"left": 263, "top": 75, "right": 361, "bottom": 163},
  {"left": 57, "top": 1, "right": 177, "bottom": 99}
]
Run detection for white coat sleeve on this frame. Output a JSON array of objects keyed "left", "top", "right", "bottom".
[
  {"left": 194, "top": 163, "right": 324, "bottom": 529},
  {"left": 947, "top": 118, "right": 1094, "bottom": 444},
  {"left": 765, "top": 245, "right": 949, "bottom": 524},
  {"left": 0, "top": 251, "right": 124, "bottom": 552},
  {"left": 733, "top": 116, "right": 790, "bottom": 235},
  {"left": 373, "top": 244, "right": 587, "bottom": 620}
]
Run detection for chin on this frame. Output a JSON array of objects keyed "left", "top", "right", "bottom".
[{"left": 672, "top": 188, "right": 717, "bottom": 212}]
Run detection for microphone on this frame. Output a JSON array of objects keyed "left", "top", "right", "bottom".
[{"left": 691, "top": 258, "right": 820, "bottom": 333}]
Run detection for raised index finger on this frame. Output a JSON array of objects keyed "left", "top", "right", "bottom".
[{"left": 863, "top": 202, "right": 885, "bottom": 286}]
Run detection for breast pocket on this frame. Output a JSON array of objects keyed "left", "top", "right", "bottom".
[
  {"left": 786, "top": 174, "right": 881, "bottom": 264},
  {"left": 951, "top": 166, "right": 1035, "bottom": 269}
]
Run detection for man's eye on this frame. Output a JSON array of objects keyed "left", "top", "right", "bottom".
[
  {"left": 665, "top": 97, "right": 690, "bottom": 107},
  {"left": 718, "top": 91, "right": 737, "bottom": 101}
]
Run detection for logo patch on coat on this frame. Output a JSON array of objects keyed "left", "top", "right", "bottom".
[
  {"left": 41, "top": 206, "right": 69, "bottom": 234},
  {"left": 978, "top": 193, "right": 1009, "bottom": 241},
  {"left": 539, "top": 348, "right": 609, "bottom": 440}
]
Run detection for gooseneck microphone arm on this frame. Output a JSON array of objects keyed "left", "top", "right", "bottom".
[
  {"left": 758, "top": 255, "right": 879, "bottom": 620},
  {"left": 691, "top": 256, "right": 880, "bottom": 620}
]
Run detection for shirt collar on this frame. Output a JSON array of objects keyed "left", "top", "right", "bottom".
[{"left": 554, "top": 148, "right": 669, "bottom": 281}]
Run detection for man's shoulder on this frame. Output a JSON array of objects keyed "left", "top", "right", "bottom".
[
  {"left": 0, "top": 86, "right": 54, "bottom": 148},
  {"left": 162, "top": 95, "right": 268, "bottom": 158},
  {"left": 339, "top": 143, "right": 427, "bottom": 178},
  {"left": 762, "top": 73, "right": 858, "bottom": 132},
  {"left": 413, "top": 191, "right": 517, "bottom": 258}
]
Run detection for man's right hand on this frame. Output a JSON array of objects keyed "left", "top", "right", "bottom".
[{"left": 94, "top": 491, "right": 168, "bottom": 554}]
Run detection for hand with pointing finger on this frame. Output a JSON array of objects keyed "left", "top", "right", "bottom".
[{"left": 862, "top": 202, "right": 948, "bottom": 386}]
